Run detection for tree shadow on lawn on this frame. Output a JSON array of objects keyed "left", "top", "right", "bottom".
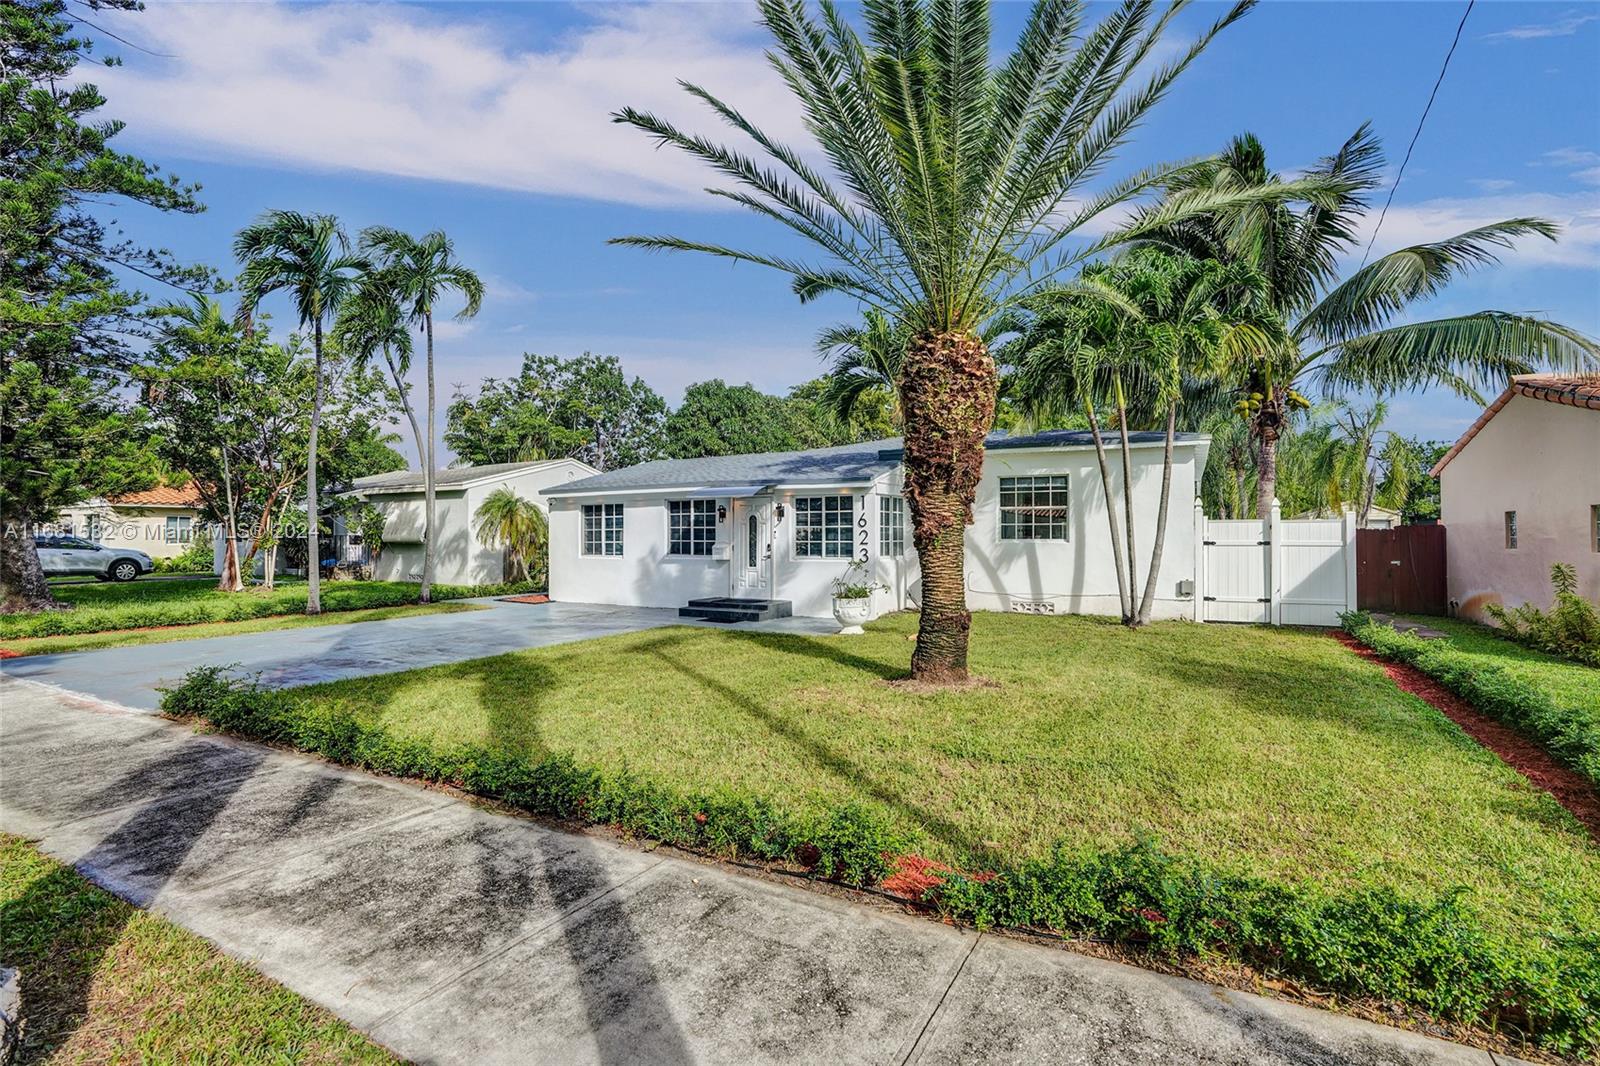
[
  {"left": 720, "top": 627, "right": 907, "bottom": 681},
  {"left": 630, "top": 630, "right": 1002, "bottom": 868}
]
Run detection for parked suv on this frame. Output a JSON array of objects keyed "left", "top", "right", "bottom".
[{"left": 34, "top": 536, "right": 152, "bottom": 582}]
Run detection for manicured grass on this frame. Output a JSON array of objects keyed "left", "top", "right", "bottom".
[
  {"left": 0, "top": 601, "right": 484, "bottom": 657},
  {"left": 1402, "top": 615, "right": 1600, "bottom": 718},
  {"left": 0, "top": 576, "right": 532, "bottom": 640},
  {"left": 284, "top": 613, "right": 1599, "bottom": 955},
  {"left": 0, "top": 834, "right": 396, "bottom": 1064}
]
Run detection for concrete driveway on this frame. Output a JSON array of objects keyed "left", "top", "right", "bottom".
[{"left": 0, "top": 599, "right": 836, "bottom": 711}]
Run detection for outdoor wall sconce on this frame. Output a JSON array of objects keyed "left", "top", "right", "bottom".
[
  {"left": 717, "top": 505, "right": 727, "bottom": 523},
  {"left": 775, "top": 504, "right": 786, "bottom": 520}
]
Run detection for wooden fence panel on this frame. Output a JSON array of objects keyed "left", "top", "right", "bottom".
[{"left": 1356, "top": 525, "right": 1447, "bottom": 615}]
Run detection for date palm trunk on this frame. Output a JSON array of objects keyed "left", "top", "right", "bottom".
[
  {"left": 421, "top": 313, "right": 436, "bottom": 603},
  {"left": 899, "top": 330, "right": 996, "bottom": 683}
]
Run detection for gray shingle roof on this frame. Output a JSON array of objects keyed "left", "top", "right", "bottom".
[
  {"left": 349, "top": 460, "right": 573, "bottom": 495},
  {"left": 544, "top": 430, "right": 1206, "bottom": 497}
]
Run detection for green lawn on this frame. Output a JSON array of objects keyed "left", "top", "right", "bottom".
[
  {"left": 0, "top": 834, "right": 396, "bottom": 1064},
  {"left": 289, "top": 612, "right": 1599, "bottom": 956},
  {"left": 0, "top": 601, "right": 483, "bottom": 657},
  {"left": 0, "top": 575, "right": 530, "bottom": 641},
  {"left": 1402, "top": 614, "right": 1600, "bottom": 719}
]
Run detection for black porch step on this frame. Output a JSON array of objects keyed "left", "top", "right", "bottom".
[{"left": 678, "top": 598, "right": 793, "bottom": 624}]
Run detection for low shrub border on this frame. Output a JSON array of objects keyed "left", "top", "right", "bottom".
[
  {"left": 1342, "top": 612, "right": 1600, "bottom": 790},
  {"left": 0, "top": 579, "right": 536, "bottom": 640},
  {"left": 160, "top": 666, "right": 1599, "bottom": 1058}
]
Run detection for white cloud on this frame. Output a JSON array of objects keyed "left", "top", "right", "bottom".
[
  {"left": 1538, "top": 147, "right": 1600, "bottom": 168},
  {"left": 1576, "top": 167, "right": 1600, "bottom": 186},
  {"left": 1467, "top": 178, "right": 1515, "bottom": 192},
  {"left": 93, "top": 1, "right": 805, "bottom": 207},
  {"left": 1354, "top": 191, "right": 1600, "bottom": 269},
  {"left": 1481, "top": 11, "right": 1598, "bottom": 41}
]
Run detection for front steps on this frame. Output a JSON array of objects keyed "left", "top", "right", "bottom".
[{"left": 677, "top": 597, "right": 794, "bottom": 624}]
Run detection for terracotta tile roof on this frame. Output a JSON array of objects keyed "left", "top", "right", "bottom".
[
  {"left": 1430, "top": 373, "right": 1600, "bottom": 477},
  {"left": 109, "top": 483, "right": 206, "bottom": 508}
]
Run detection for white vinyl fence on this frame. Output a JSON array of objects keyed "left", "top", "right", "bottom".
[{"left": 1193, "top": 500, "right": 1356, "bottom": 627}]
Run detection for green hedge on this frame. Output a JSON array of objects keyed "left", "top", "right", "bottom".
[
  {"left": 1342, "top": 612, "right": 1600, "bottom": 789},
  {"left": 0, "top": 580, "right": 536, "bottom": 639},
  {"left": 161, "top": 666, "right": 1599, "bottom": 1056}
]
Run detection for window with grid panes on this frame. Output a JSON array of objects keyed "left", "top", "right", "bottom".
[
  {"left": 999, "top": 476, "right": 1069, "bottom": 540},
  {"left": 582, "top": 503, "right": 624, "bottom": 556},
  {"left": 668, "top": 499, "right": 717, "bottom": 555},
  {"left": 794, "top": 495, "right": 852, "bottom": 557}
]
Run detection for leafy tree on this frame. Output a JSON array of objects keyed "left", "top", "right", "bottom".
[
  {"left": 1399, "top": 438, "right": 1447, "bottom": 524},
  {"left": 786, "top": 376, "right": 896, "bottom": 444},
  {"left": 1, "top": 0, "right": 206, "bottom": 610},
  {"left": 472, "top": 487, "right": 546, "bottom": 586},
  {"left": 234, "top": 212, "right": 366, "bottom": 613},
  {"left": 1145, "top": 127, "right": 1599, "bottom": 517},
  {"left": 663, "top": 379, "right": 803, "bottom": 458},
  {"left": 612, "top": 0, "right": 1308, "bottom": 680},
  {"left": 446, "top": 353, "right": 667, "bottom": 470},
  {"left": 358, "top": 228, "right": 482, "bottom": 602}
]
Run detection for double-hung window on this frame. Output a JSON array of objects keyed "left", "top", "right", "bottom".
[
  {"left": 879, "top": 496, "right": 907, "bottom": 556},
  {"left": 582, "top": 503, "right": 624, "bottom": 556},
  {"left": 165, "top": 516, "right": 193, "bottom": 543},
  {"left": 794, "top": 496, "right": 852, "bottom": 558},
  {"left": 668, "top": 499, "right": 717, "bottom": 556},
  {"left": 999, "top": 476, "right": 1069, "bottom": 540}
]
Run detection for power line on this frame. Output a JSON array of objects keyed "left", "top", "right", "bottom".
[{"left": 1360, "top": 0, "right": 1475, "bottom": 268}]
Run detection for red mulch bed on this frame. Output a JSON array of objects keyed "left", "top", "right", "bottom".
[
  {"left": 0, "top": 648, "right": 17, "bottom": 659},
  {"left": 499, "top": 593, "right": 550, "bottom": 605},
  {"left": 1333, "top": 631, "right": 1600, "bottom": 840},
  {"left": 881, "top": 854, "right": 996, "bottom": 900}
]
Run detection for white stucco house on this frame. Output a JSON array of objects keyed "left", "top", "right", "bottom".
[
  {"left": 543, "top": 430, "right": 1211, "bottom": 621},
  {"left": 1432, "top": 373, "right": 1600, "bottom": 621},
  {"left": 347, "top": 459, "right": 597, "bottom": 586}
]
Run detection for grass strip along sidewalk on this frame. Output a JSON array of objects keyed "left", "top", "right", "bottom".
[
  {"left": 1342, "top": 611, "right": 1600, "bottom": 789},
  {"left": 0, "top": 834, "right": 397, "bottom": 1063},
  {"left": 161, "top": 613, "right": 1600, "bottom": 1058},
  {"left": 0, "top": 577, "right": 533, "bottom": 642}
]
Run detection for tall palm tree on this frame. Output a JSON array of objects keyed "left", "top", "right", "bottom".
[
  {"left": 333, "top": 271, "right": 424, "bottom": 506},
  {"left": 234, "top": 211, "right": 365, "bottom": 614},
  {"left": 472, "top": 487, "right": 547, "bottom": 585},
  {"left": 1147, "top": 126, "right": 1600, "bottom": 518},
  {"left": 1012, "top": 249, "right": 1278, "bottom": 624},
  {"left": 610, "top": 0, "right": 1331, "bottom": 680},
  {"left": 359, "top": 228, "right": 483, "bottom": 603},
  {"left": 816, "top": 309, "right": 907, "bottom": 428}
]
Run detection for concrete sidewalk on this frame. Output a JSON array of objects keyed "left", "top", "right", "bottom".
[
  {"left": 0, "top": 599, "right": 836, "bottom": 711},
  {"left": 0, "top": 678, "right": 1524, "bottom": 1065}
]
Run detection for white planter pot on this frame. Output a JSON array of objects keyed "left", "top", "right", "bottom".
[{"left": 832, "top": 596, "right": 873, "bottom": 635}]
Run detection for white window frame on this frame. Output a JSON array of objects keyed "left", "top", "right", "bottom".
[
  {"left": 165, "top": 515, "right": 193, "bottom": 544},
  {"left": 793, "top": 495, "right": 853, "bottom": 559},
  {"left": 879, "top": 495, "right": 907, "bottom": 557},
  {"left": 582, "top": 503, "right": 624, "bottom": 557},
  {"left": 999, "top": 476, "right": 1070, "bottom": 541},
  {"left": 667, "top": 499, "right": 717, "bottom": 557}
]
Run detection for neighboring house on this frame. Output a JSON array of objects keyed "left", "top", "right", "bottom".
[
  {"left": 543, "top": 431, "right": 1211, "bottom": 621},
  {"left": 1431, "top": 373, "right": 1600, "bottom": 621},
  {"left": 1289, "top": 504, "right": 1402, "bottom": 529},
  {"left": 345, "top": 460, "right": 598, "bottom": 586},
  {"left": 57, "top": 483, "right": 206, "bottom": 560}
]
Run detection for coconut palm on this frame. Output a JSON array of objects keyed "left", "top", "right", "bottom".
[
  {"left": 609, "top": 0, "right": 1341, "bottom": 680},
  {"left": 1146, "top": 126, "right": 1600, "bottom": 518},
  {"left": 234, "top": 211, "right": 366, "bottom": 614},
  {"left": 359, "top": 228, "right": 483, "bottom": 603},
  {"left": 473, "top": 487, "right": 547, "bottom": 585}
]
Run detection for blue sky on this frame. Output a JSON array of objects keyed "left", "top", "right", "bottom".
[{"left": 90, "top": 1, "right": 1599, "bottom": 461}]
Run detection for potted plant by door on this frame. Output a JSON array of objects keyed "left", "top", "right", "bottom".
[{"left": 831, "top": 560, "right": 886, "bottom": 635}]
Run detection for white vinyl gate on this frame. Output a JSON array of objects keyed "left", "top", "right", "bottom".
[{"left": 1195, "top": 502, "right": 1356, "bottom": 627}]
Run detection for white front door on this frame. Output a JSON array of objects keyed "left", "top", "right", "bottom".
[{"left": 734, "top": 498, "right": 772, "bottom": 596}]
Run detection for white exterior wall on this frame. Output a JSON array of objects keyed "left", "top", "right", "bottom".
[
  {"left": 367, "top": 460, "right": 594, "bottom": 587},
  {"left": 548, "top": 443, "right": 1203, "bottom": 620},
  {"left": 1439, "top": 396, "right": 1600, "bottom": 620}
]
